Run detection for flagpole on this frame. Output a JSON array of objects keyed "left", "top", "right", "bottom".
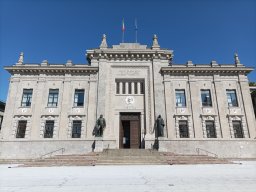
[
  {"left": 122, "top": 18, "right": 125, "bottom": 43},
  {"left": 135, "top": 18, "right": 138, "bottom": 43}
]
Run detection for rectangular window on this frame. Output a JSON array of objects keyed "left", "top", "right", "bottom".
[
  {"left": 74, "top": 89, "right": 85, "bottom": 107},
  {"left": 47, "top": 89, "right": 59, "bottom": 107},
  {"left": 72, "top": 120, "right": 82, "bottom": 138},
  {"left": 226, "top": 90, "right": 238, "bottom": 107},
  {"left": 128, "top": 82, "right": 132, "bottom": 94},
  {"left": 233, "top": 121, "right": 244, "bottom": 138},
  {"left": 176, "top": 90, "right": 186, "bottom": 107},
  {"left": 206, "top": 121, "right": 216, "bottom": 138},
  {"left": 201, "top": 90, "right": 212, "bottom": 107},
  {"left": 44, "top": 120, "right": 54, "bottom": 138},
  {"left": 16, "top": 120, "right": 27, "bottom": 138},
  {"left": 140, "top": 82, "right": 144, "bottom": 94},
  {"left": 122, "top": 82, "right": 125, "bottom": 94},
  {"left": 134, "top": 82, "right": 138, "bottom": 94},
  {"left": 116, "top": 82, "right": 120, "bottom": 94},
  {"left": 179, "top": 120, "right": 189, "bottom": 138},
  {"left": 21, "top": 89, "right": 33, "bottom": 107}
]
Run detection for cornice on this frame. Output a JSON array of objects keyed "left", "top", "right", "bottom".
[
  {"left": 86, "top": 48, "right": 173, "bottom": 62},
  {"left": 4, "top": 65, "right": 98, "bottom": 75},
  {"left": 161, "top": 66, "right": 253, "bottom": 75}
]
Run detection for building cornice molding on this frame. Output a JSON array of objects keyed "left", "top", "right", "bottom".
[
  {"left": 86, "top": 48, "right": 173, "bottom": 62},
  {"left": 4, "top": 65, "right": 98, "bottom": 75},
  {"left": 161, "top": 66, "right": 253, "bottom": 75}
]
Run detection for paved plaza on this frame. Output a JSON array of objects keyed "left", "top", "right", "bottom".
[{"left": 0, "top": 161, "right": 256, "bottom": 192}]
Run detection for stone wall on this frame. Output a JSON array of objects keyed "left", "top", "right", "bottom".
[
  {"left": 158, "top": 139, "right": 256, "bottom": 158},
  {"left": 0, "top": 140, "right": 116, "bottom": 159}
]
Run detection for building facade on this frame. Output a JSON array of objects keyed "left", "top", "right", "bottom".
[
  {"left": 1, "top": 35, "right": 256, "bottom": 159},
  {"left": 0, "top": 101, "right": 5, "bottom": 131}
]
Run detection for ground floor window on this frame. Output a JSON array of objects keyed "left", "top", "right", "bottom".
[
  {"left": 44, "top": 120, "right": 54, "bottom": 138},
  {"left": 16, "top": 120, "right": 27, "bottom": 138},
  {"left": 233, "top": 121, "right": 244, "bottom": 138},
  {"left": 206, "top": 121, "right": 216, "bottom": 138},
  {"left": 72, "top": 120, "right": 82, "bottom": 138},
  {"left": 179, "top": 120, "right": 189, "bottom": 138}
]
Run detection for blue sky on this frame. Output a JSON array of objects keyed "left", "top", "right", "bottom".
[{"left": 0, "top": 0, "right": 255, "bottom": 102}]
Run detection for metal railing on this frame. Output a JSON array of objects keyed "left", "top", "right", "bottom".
[
  {"left": 40, "top": 148, "right": 65, "bottom": 159},
  {"left": 196, "top": 148, "right": 218, "bottom": 158}
]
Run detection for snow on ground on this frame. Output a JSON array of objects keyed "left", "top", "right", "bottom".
[{"left": 0, "top": 162, "right": 256, "bottom": 192}]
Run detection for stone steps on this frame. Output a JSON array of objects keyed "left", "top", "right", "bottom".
[{"left": 2, "top": 149, "right": 232, "bottom": 167}]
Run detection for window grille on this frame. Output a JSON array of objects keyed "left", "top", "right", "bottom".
[
  {"left": 206, "top": 120, "right": 216, "bottom": 138},
  {"left": 72, "top": 120, "right": 82, "bottom": 138},
  {"left": 179, "top": 120, "right": 189, "bottom": 138},
  {"left": 16, "top": 120, "right": 27, "bottom": 138},
  {"left": 44, "top": 120, "right": 54, "bottom": 138}
]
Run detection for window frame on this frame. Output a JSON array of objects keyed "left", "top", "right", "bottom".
[
  {"left": 201, "top": 89, "right": 212, "bottom": 107},
  {"left": 205, "top": 120, "right": 217, "bottom": 138},
  {"left": 16, "top": 120, "right": 27, "bottom": 138},
  {"left": 47, "top": 89, "right": 59, "bottom": 107},
  {"left": 72, "top": 120, "right": 82, "bottom": 138},
  {"left": 21, "top": 89, "right": 33, "bottom": 107},
  {"left": 44, "top": 120, "right": 54, "bottom": 138},
  {"left": 179, "top": 120, "right": 189, "bottom": 138},
  {"left": 232, "top": 121, "right": 244, "bottom": 138},
  {"left": 74, "top": 89, "right": 85, "bottom": 107},
  {"left": 226, "top": 89, "right": 238, "bottom": 107},
  {"left": 175, "top": 89, "right": 186, "bottom": 107}
]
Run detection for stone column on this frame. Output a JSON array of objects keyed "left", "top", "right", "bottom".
[
  {"left": 137, "top": 82, "right": 141, "bottom": 94},
  {"left": 125, "top": 82, "right": 129, "bottom": 94},
  {"left": 119, "top": 82, "right": 123, "bottom": 94},
  {"left": 131, "top": 82, "right": 135, "bottom": 94},
  {"left": 86, "top": 73, "right": 98, "bottom": 139},
  {"left": 213, "top": 75, "right": 229, "bottom": 138},
  {"left": 188, "top": 75, "right": 202, "bottom": 138},
  {"left": 58, "top": 74, "right": 71, "bottom": 139}
]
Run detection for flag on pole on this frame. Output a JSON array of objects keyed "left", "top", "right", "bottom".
[{"left": 122, "top": 18, "right": 125, "bottom": 32}]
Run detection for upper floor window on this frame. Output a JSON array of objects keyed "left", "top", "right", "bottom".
[
  {"left": 44, "top": 120, "right": 54, "bottom": 138},
  {"left": 74, "top": 89, "right": 85, "bottom": 107},
  {"left": 205, "top": 121, "right": 216, "bottom": 138},
  {"left": 201, "top": 90, "right": 212, "bottom": 107},
  {"left": 48, "top": 89, "right": 59, "bottom": 107},
  {"left": 226, "top": 90, "right": 238, "bottom": 107},
  {"left": 72, "top": 120, "right": 82, "bottom": 138},
  {"left": 21, "top": 89, "right": 33, "bottom": 107},
  {"left": 176, "top": 90, "right": 186, "bottom": 107},
  {"left": 16, "top": 120, "right": 27, "bottom": 138},
  {"left": 233, "top": 121, "right": 244, "bottom": 138}
]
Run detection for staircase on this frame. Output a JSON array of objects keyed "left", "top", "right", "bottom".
[{"left": 2, "top": 149, "right": 232, "bottom": 167}]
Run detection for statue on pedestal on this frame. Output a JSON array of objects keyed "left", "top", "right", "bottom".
[
  {"left": 94, "top": 114, "right": 106, "bottom": 137},
  {"left": 156, "top": 115, "right": 165, "bottom": 137}
]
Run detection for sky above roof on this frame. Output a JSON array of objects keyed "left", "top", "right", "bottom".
[{"left": 0, "top": 0, "right": 255, "bottom": 101}]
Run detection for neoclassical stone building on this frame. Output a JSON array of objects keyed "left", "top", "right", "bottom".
[{"left": 1, "top": 35, "right": 256, "bottom": 158}]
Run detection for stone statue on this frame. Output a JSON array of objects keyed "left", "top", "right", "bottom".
[
  {"left": 100, "top": 34, "right": 108, "bottom": 49},
  {"left": 95, "top": 114, "right": 106, "bottom": 137},
  {"left": 156, "top": 115, "right": 165, "bottom": 137},
  {"left": 18, "top": 52, "right": 24, "bottom": 64},
  {"left": 152, "top": 34, "right": 160, "bottom": 49},
  {"left": 234, "top": 53, "right": 240, "bottom": 64}
]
